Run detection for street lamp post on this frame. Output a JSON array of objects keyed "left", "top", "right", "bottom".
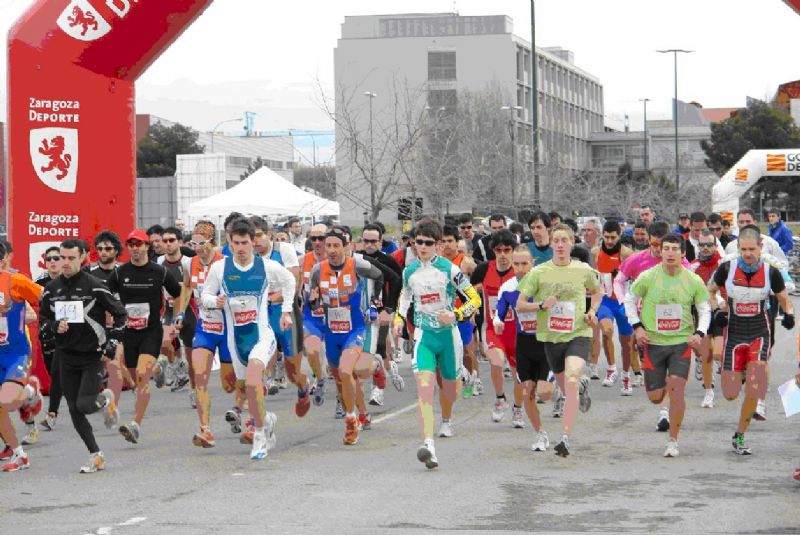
[
  {"left": 501, "top": 105, "right": 523, "bottom": 216},
  {"left": 656, "top": 49, "right": 693, "bottom": 193},
  {"left": 530, "top": 0, "right": 540, "bottom": 207},
  {"left": 639, "top": 98, "right": 651, "bottom": 171},
  {"left": 364, "top": 91, "right": 377, "bottom": 220},
  {"left": 210, "top": 117, "right": 242, "bottom": 153}
]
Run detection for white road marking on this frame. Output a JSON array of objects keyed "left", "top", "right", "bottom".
[
  {"left": 372, "top": 402, "right": 417, "bottom": 424},
  {"left": 232, "top": 472, "right": 245, "bottom": 476},
  {"left": 118, "top": 517, "right": 147, "bottom": 527}
]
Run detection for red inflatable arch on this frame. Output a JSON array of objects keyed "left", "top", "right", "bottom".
[{"left": 7, "top": 0, "right": 212, "bottom": 390}]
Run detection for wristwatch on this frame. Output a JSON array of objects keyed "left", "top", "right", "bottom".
[{"left": 693, "top": 330, "right": 705, "bottom": 338}]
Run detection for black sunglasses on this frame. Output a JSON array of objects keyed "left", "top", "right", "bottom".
[
  {"left": 415, "top": 239, "right": 436, "bottom": 247},
  {"left": 309, "top": 236, "right": 326, "bottom": 242},
  {"left": 45, "top": 255, "right": 60, "bottom": 262}
]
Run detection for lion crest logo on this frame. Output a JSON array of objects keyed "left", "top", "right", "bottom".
[
  {"left": 30, "top": 128, "right": 79, "bottom": 193},
  {"left": 57, "top": 0, "right": 111, "bottom": 42}
]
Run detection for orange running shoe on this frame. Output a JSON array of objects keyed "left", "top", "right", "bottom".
[
  {"left": 192, "top": 427, "right": 216, "bottom": 448},
  {"left": 343, "top": 414, "right": 360, "bottom": 445}
]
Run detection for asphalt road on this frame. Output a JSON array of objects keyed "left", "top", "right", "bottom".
[{"left": 2, "top": 311, "right": 800, "bottom": 535}]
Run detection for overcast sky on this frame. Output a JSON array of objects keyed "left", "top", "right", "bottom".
[{"left": 2, "top": 0, "right": 799, "bottom": 162}]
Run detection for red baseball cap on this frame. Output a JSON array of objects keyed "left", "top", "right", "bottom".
[{"left": 126, "top": 229, "right": 149, "bottom": 244}]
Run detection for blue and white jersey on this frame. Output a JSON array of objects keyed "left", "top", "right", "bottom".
[{"left": 496, "top": 277, "right": 537, "bottom": 335}]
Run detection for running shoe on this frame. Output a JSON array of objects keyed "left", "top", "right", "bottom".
[
  {"left": 171, "top": 371, "right": 190, "bottom": 393},
  {"left": 312, "top": 379, "right": 326, "bottom": 406},
  {"left": 372, "top": 357, "right": 387, "bottom": 389},
  {"left": 368, "top": 386, "right": 384, "bottom": 407},
  {"left": 192, "top": 426, "right": 216, "bottom": 448},
  {"left": 588, "top": 363, "right": 599, "bottom": 380},
  {"left": 693, "top": 356, "right": 703, "bottom": 382},
  {"left": 164, "top": 360, "right": 176, "bottom": 387},
  {"left": 154, "top": 355, "right": 168, "bottom": 389},
  {"left": 632, "top": 372, "right": 644, "bottom": 388},
  {"left": 267, "top": 378, "right": 279, "bottom": 396},
  {"left": 334, "top": 400, "right": 346, "bottom": 419},
  {"left": 389, "top": 361, "right": 404, "bottom": 391},
  {"left": 438, "top": 420, "right": 454, "bottom": 438},
  {"left": 503, "top": 365, "right": 512, "bottom": 379},
  {"left": 119, "top": 421, "right": 140, "bottom": 444},
  {"left": 0, "top": 445, "right": 12, "bottom": 460},
  {"left": 579, "top": 377, "right": 592, "bottom": 413},
  {"left": 753, "top": 399, "right": 767, "bottom": 421},
  {"left": 491, "top": 398, "right": 508, "bottom": 422},
  {"left": 403, "top": 339, "right": 413, "bottom": 355},
  {"left": 620, "top": 374, "right": 633, "bottom": 396},
  {"left": 100, "top": 389, "right": 118, "bottom": 429},
  {"left": 343, "top": 414, "right": 360, "bottom": 445},
  {"left": 276, "top": 377, "right": 288, "bottom": 390},
  {"left": 265, "top": 412, "right": 278, "bottom": 450},
  {"left": 532, "top": 430, "right": 549, "bottom": 452},
  {"left": 656, "top": 408, "right": 670, "bottom": 432},
  {"left": 732, "top": 433, "right": 752, "bottom": 455},
  {"left": 392, "top": 346, "right": 403, "bottom": 363},
  {"left": 602, "top": 368, "right": 618, "bottom": 387},
  {"left": 225, "top": 408, "right": 243, "bottom": 434},
  {"left": 474, "top": 377, "right": 484, "bottom": 396},
  {"left": 40, "top": 412, "right": 57, "bottom": 431},
  {"left": 417, "top": 439, "right": 438, "bottom": 469},
  {"left": 189, "top": 389, "right": 197, "bottom": 409},
  {"left": 80, "top": 452, "right": 106, "bottom": 473},
  {"left": 663, "top": 440, "right": 679, "bottom": 458},
  {"left": 701, "top": 389, "right": 715, "bottom": 409},
  {"left": 251, "top": 428, "right": 268, "bottom": 460},
  {"left": 462, "top": 382, "right": 474, "bottom": 399},
  {"left": 19, "top": 376, "right": 42, "bottom": 423},
  {"left": 511, "top": 406, "right": 525, "bottom": 428},
  {"left": 552, "top": 392, "right": 564, "bottom": 418},
  {"left": 21, "top": 424, "right": 38, "bottom": 446},
  {"left": 554, "top": 435, "right": 570, "bottom": 457},
  {"left": 240, "top": 419, "right": 255, "bottom": 445},
  {"left": 358, "top": 412, "right": 372, "bottom": 431},
  {"left": 295, "top": 387, "right": 311, "bottom": 418},
  {"left": 1, "top": 451, "right": 30, "bottom": 472}
]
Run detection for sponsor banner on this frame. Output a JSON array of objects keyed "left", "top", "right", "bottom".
[
  {"left": 767, "top": 154, "right": 786, "bottom": 172},
  {"left": 29, "top": 241, "right": 62, "bottom": 281}
]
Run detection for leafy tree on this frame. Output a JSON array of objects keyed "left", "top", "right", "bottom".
[
  {"left": 240, "top": 156, "right": 265, "bottom": 180},
  {"left": 294, "top": 165, "right": 336, "bottom": 199},
  {"left": 137, "top": 122, "right": 205, "bottom": 177},
  {"left": 701, "top": 102, "right": 800, "bottom": 176}
]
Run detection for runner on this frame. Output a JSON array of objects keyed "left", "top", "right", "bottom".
[
  {"left": 684, "top": 212, "right": 725, "bottom": 262},
  {"left": 394, "top": 220, "right": 481, "bottom": 468},
  {"left": 525, "top": 211, "right": 553, "bottom": 265},
  {"left": 631, "top": 222, "right": 650, "bottom": 251},
  {"left": 496, "top": 246, "right": 553, "bottom": 450},
  {"left": 35, "top": 247, "right": 62, "bottom": 435},
  {"left": 590, "top": 220, "right": 635, "bottom": 394},
  {"left": 457, "top": 213, "right": 476, "bottom": 257},
  {"left": 105, "top": 229, "right": 183, "bottom": 445},
  {"left": 471, "top": 230, "right": 521, "bottom": 424},
  {"left": 517, "top": 223, "right": 602, "bottom": 457},
  {"left": 146, "top": 225, "right": 167, "bottom": 261},
  {"left": 201, "top": 218, "right": 296, "bottom": 459},
  {"left": 624, "top": 233, "right": 710, "bottom": 457},
  {"left": 300, "top": 223, "right": 331, "bottom": 413},
  {"left": 38, "top": 239, "right": 127, "bottom": 472},
  {"left": 307, "top": 227, "right": 385, "bottom": 443},
  {"left": 708, "top": 225, "right": 795, "bottom": 455},
  {"left": 286, "top": 217, "right": 306, "bottom": 255},
  {"left": 156, "top": 227, "right": 195, "bottom": 395},
  {"left": 0, "top": 241, "right": 45, "bottom": 472},
  {"left": 174, "top": 221, "right": 238, "bottom": 448},
  {"left": 689, "top": 230, "right": 723, "bottom": 408}
]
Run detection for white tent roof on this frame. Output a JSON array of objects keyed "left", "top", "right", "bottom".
[{"left": 186, "top": 167, "right": 339, "bottom": 221}]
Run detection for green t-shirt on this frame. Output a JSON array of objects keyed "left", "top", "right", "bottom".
[
  {"left": 517, "top": 259, "right": 600, "bottom": 343},
  {"left": 629, "top": 264, "right": 707, "bottom": 345}
]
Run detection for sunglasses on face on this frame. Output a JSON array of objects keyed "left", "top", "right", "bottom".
[
  {"left": 46, "top": 255, "right": 60, "bottom": 262},
  {"left": 493, "top": 246, "right": 513, "bottom": 253},
  {"left": 415, "top": 239, "right": 436, "bottom": 247},
  {"left": 309, "top": 236, "right": 326, "bottom": 242},
  {"left": 362, "top": 238, "right": 380, "bottom": 244},
  {"left": 459, "top": 225, "right": 472, "bottom": 230},
  {"left": 709, "top": 227, "right": 722, "bottom": 232},
  {"left": 96, "top": 246, "right": 116, "bottom": 252},
  {"left": 127, "top": 241, "right": 145, "bottom": 247}
]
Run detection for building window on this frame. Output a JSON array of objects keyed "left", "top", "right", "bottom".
[
  {"left": 227, "top": 156, "right": 252, "bottom": 167},
  {"left": 428, "top": 51, "right": 456, "bottom": 81},
  {"left": 428, "top": 89, "right": 457, "bottom": 111}
]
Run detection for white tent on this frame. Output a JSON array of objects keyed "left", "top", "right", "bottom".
[{"left": 186, "top": 167, "right": 339, "bottom": 224}]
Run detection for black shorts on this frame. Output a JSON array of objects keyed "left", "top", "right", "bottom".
[
  {"left": 123, "top": 325, "right": 164, "bottom": 369},
  {"left": 642, "top": 343, "right": 691, "bottom": 390},
  {"left": 515, "top": 334, "right": 550, "bottom": 383},
  {"left": 179, "top": 315, "right": 197, "bottom": 348},
  {"left": 543, "top": 337, "right": 591, "bottom": 374}
]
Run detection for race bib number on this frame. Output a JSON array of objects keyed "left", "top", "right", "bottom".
[
  {"left": 200, "top": 308, "right": 224, "bottom": 334},
  {"left": 328, "top": 307, "right": 351, "bottom": 333},
  {"left": 655, "top": 304, "right": 682, "bottom": 332},
  {"left": 230, "top": 295, "right": 258, "bottom": 327},
  {"left": 0, "top": 317, "right": 8, "bottom": 345},
  {"left": 733, "top": 300, "right": 760, "bottom": 317},
  {"left": 125, "top": 303, "right": 150, "bottom": 330},
  {"left": 518, "top": 311, "right": 538, "bottom": 334},
  {"left": 488, "top": 295, "right": 498, "bottom": 319},
  {"left": 55, "top": 301, "right": 84, "bottom": 324},
  {"left": 420, "top": 293, "right": 441, "bottom": 306},
  {"left": 548, "top": 301, "right": 576, "bottom": 333},
  {"left": 600, "top": 273, "right": 614, "bottom": 297},
  {"left": 311, "top": 307, "right": 325, "bottom": 318}
]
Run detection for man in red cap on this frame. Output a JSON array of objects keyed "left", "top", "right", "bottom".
[{"left": 104, "top": 230, "right": 182, "bottom": 444}]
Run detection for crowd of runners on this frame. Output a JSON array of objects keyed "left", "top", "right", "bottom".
[{"left": 1, "top": 207, "right": 799, "bottom": 480}]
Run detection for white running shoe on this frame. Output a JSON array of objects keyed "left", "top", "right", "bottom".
[
  {"left": 368, "top": 386, "right": 384, "bottom": 406},
  {"left": 189, "top": 389, "right": 197, "bottom": 409},
  {"left": 701, "top": 389, "right": 715, "bottom": 409},
  {"left": 532, "top": 430, "right": 549, "bottom": 452},
  {"left": 632, "top": 372, "right": 644, "bottom": 388},
  {"left": 588, "top": 363, "right": 599, "bottom": 380},
  {"left": 154, "top": 355, "right": 169, "bottom": 389},
  {"left": 663, "top": 440, "right": 679, "bottom": 458},
  {"left": 80, "top": 452, "right": 106, "bottom": 473},
  {"left": 265, "top": 412, "right": 278, "bottom": 449},
  {"left": 754, "top": 398, "right": 767, "bottom": 421},
  {"left": 416, "top": 439, "right": 438, "bottom": 469},
  {"left": 491, "top": 398, "right": 509, "bottom": 422},
  {"left": 251, "top": 428, "right": 268, "bottom": 460},
  {"left": 620, "top": 373, "right": 633, "bottom": 396},
  {"left": 656, "top": 408, "right": 670, "bottom": 432},
  {"left": 474, "top": 377, "right": 484, "bottom": 396},
  {"left": 438, "top": 420, "right": 454, "bottom": 438},
  {"left": 579, "top": 377, "right": 592, "bottom": 413},
  {"left": 100, "top": 389, "right": 118, "bottom": 429},
  {"left": 511, "top": 406, "right": 524, "bottom": 428},
  {"left": 389, "top": 361, "right": 404, "bottom": 391},
  {"left": 602, "top": 368, "right": 618, "bottom": 387},
  {"left": 693, "top": 356, "right": 703, "bottom": 382}
]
